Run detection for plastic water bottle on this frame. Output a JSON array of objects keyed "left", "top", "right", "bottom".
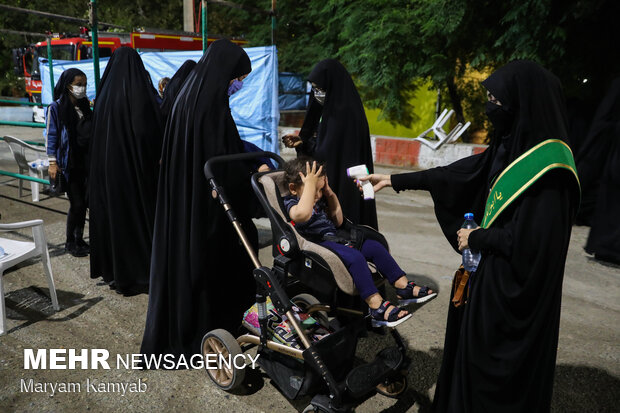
[{"left": 461, "top": 213, "right": 481, "bottom": 272}]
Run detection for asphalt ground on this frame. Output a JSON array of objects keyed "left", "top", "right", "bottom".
[{"left": 0, "top": 125, "right": 618, "bottom": 412}]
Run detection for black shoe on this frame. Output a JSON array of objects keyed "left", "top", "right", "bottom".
[
  {"left": 76, "top": 238, "right": 90, "bottom": 253},
  {"left": 65, "top": 242, "right": 88, "bottom": 257}
]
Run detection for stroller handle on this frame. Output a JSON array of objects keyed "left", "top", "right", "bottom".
[
  {"left": 204, "top": 151, "right": 285, "bottom": 181},
  {"left": 203, "top": 151, "right": 285, "bottom": 269}
]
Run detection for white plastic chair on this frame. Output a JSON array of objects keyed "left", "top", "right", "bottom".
[
  {"left": 414, "top": 109, "right": 455, "bottom": 150},
  {"left": 0, "top": 219, "right": 59, "bottom": 335},
  {"left": 2, "top": 136, "right": 49, "bottom": 202},
  {"left": 447, "top": 121, "right": 472, "bottom": 143}
]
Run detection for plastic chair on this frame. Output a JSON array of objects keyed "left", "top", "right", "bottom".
[
  {"left": 447, "top": 121, "right": 472, "bottom": 143},
  {"left": 414, "top": 109, "right": 454, "bottom": 150},
  {"left": 0, "top": 219, "right": 59, "bottom": 335},
  {"left": 2, "top": 136, "right": 49, "bottom": 202}
]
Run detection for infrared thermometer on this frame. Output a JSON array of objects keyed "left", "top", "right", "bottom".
[{"left": 347, "top": 164, "right": 374, "bottom": 200}]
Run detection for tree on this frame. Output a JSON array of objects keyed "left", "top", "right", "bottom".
[
  {"left": 231, "top": 0, "right": 619, "bottom": 139},
  {"left": 2, "top": 0, "right": 617, "bottom": 138}
]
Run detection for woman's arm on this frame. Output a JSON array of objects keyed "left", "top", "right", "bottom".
[
  {"left": 358, "top": 170, "right": 433, "bottom": 194},
  {"left": 466, "top": 226, "right": 513, "bottom": 258},
  {"left": 45, "top": 103, "right": 60, "bottom": 180}
]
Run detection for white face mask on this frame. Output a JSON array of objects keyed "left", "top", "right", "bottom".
[{"left": 70, "top": 85, "right": 87, "bottom": 99}]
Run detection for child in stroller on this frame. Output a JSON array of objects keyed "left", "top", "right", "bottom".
[{"left": 283, "top": 157, "right": 436, "bottom": 327}]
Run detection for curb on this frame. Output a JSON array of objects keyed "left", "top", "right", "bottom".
[{"left": 277, "top": 127, "right": 488, "bottom": 169}]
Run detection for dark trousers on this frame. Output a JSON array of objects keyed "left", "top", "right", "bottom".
[
  {"left": 319, "top": 239, "right": 405, "bottom": 299},
  {"left": 65, "top": 168, "right": 88, "bottom": 244}
]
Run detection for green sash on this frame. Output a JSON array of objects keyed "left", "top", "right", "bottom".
[{"left": 481, "top": 139, "right": 580, "bottom": 228}]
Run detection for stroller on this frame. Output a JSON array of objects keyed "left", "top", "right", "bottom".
[{"left": 202, "top": 152, "right": 412, "bottom": 412}]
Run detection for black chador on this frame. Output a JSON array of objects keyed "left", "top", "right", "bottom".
[
  {"left": 89, "top": 47, "right": 164, "bottom": 295},
  {"left": 296, "top": 59, "right": 378, "bottom": 229},
  {"left": 141, "top": 40, "right": 258, "bottom": 362},
  {"left": 160, "top": 59, "right": 196, "bottom": 124},
  {"left": 390, "top": 61, "right": 580, "bottom": 412},
  {"left": 582, "top": 78, "right": 620, "bottom": 264}
]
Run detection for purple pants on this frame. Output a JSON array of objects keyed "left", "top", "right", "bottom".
[{"left": 319, "top": 239, "right": 405, "bottom": 299}]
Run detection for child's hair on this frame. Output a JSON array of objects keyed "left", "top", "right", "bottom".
[{"left": 284, "top": 157, "right": 326, "bottom": 187}]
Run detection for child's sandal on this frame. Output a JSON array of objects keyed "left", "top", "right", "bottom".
[
  {"left": 369, "top": 300, "right": 412, "bottom": 328},
  {"left": 396, "top": 281, "right": 437, "bottom": 305}
]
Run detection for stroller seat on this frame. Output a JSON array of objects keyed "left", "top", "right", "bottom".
[{"left": 256, "top": 171, "right": 388, "bottom": 301}]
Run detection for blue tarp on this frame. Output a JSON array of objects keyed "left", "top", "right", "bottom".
[
  {"left": 40, "top": 46, "right": 280, "bottom": 153},
  {"left": 278, "top": 72, "right": 309, "bottom": 111}
]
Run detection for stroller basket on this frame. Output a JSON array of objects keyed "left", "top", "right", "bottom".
[{"left": 258, "top": 317, "right": 364, "bottom": 399}]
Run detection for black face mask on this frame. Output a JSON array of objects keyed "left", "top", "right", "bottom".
[{"left": 486, "top": 101, "right": 513, "bottom": 138}]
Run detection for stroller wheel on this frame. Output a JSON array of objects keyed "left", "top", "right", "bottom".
[
  {"left": 291, "top": 293, "right": 329, "bottom": 326},
  {"left": 201, "top": 329, "right": 246, "bottom": 391}
]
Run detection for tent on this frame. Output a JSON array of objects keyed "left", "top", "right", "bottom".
[{"left": 40, "top": 46, "right": 279, "bottom": 153}]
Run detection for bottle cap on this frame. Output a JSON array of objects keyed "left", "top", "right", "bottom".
[{"left": 464, "top": 213, "right": 474, "bottom": 220}]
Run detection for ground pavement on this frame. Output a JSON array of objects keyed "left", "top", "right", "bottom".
[{"left": 0, "top": 125, "right": 618, "bottom": 412}]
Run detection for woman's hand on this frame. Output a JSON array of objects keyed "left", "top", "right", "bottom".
[
  {"left": 48, "top": 163, "right": 59, "bottom": 181},
  {"left": 357, "top": 174, "right": 392, "bottom": 193},
  {"left": 457, "top": 228, "right": 479, "bottom": 251},
  {"left": 282, "top": 134, "right": 302, "bottom": 148},
  {"left": 258, "top": 163, "right": 271, "bottom": 172}
]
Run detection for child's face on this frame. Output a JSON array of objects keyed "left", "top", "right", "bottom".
[{"left": 291, "top": 176, "right": 326, "bottom": 203}]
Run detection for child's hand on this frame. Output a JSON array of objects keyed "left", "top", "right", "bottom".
[
  {"left": 323, "top": 176, "right": 335, "bottom": 197},
  {"left": 300, "top": 161, "right": 323, "bottom": 187}
]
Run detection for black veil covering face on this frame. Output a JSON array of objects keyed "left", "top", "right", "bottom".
[
  {"left": 576, "top": 78, "right": 620, "bottom": 226},
  {"left": 88, "top": 47, "right": 164, "bottom": 295},
  {"left": 297, "top": 59, "right": 377, "bottom": 229},
  {"left": 390, "top": 61, "right": 579, "bottom": 412},
  {"left": 140, "top": 39, "right": 257, "bottom": 362},
  {"left": 159, "top": 59, "right": 196, "bottom": 123},
  {"left": 582, "top": 78, "right": 620, "bottom": 263}
]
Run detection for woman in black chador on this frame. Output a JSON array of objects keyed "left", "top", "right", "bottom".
[
  {"left": 283, "top": 59, "right": 377, "bottom": 229},
  {"left": 89, "top": 47, "right": 164, "bottom": 295},
  {"left": 363, "top": 61, "right": 580, "bottom": 412},
  {"left": 576, "top": 79, "right": 620, "bottom": 226},
  {"left": 141, "top": 39, "right": 258, "bottom": 361},
  {"left": 159, "top": 59, "right": 196, "bottom": 123},
  {"left": 581, "top": 78, "right": 620, "bottom": 264}
]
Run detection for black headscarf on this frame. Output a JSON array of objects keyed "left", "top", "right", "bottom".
[
  {"left": 297, "top": 59, "right": 377, "bottom": 229},
  {"left": 575, "top": 78, "right": 620, "bottom": 225},
  {"left": 53, "top": 68, "right": 92, "bottom": 158},
  {"left": 141, "top": 39, "right": 257, "bottom": 362},
  {"left": 159, "top": 59, "right": 196, "bottom": 123},
  {"left": 583, "top": 78, "right": 620, "bottom": 263},
  {"left": 88, "top": 47, "right": 164, "bottom": 295},
  {"left": 391, "top": 60, "right": 580, "bottom": 412}
]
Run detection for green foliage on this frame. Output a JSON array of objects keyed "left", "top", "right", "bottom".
[{"left": 2, "top": 0, "right": 617, "bottom": 137}]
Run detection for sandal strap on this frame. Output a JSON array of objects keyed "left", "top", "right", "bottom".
[
  {"left": 417, "top": 286, "right": 430, "bottom": 297},
  {"left": 369, "top": 300, "right": 403, "bottom": 322},
  {"left": 396, "top": 281, "right": 433, "bottom": 299}
]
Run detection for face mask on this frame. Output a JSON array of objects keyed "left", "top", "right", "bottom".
[
  {"left": 485, "top": 101, "right": 513, "bottom": 137},
  {"left": 227, "top": 79, "right": 243, "bottom": 96},
  {"left": 70, "top": 85, "right": 87, "bottom": 99},
  {"left": 313, "top": 88, "right": 326, "bottom": 105}
]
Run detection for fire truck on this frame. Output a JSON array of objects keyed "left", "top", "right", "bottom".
[{"left": 12, "top": 29, "right": 246, "bottom": 103}]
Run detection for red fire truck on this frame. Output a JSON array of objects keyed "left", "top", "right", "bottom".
[{"left": 13, "top": 29, "right": 246, "bottom": 102}]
